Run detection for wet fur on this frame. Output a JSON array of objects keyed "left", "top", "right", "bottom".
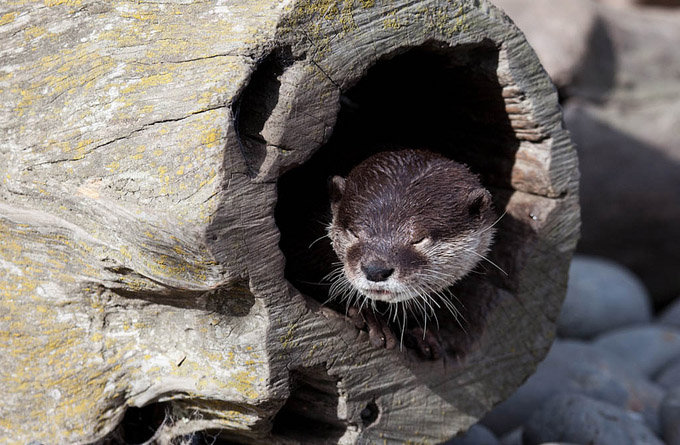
[{"left": 327, "top": 149, "right": 497, "bottom": 333}]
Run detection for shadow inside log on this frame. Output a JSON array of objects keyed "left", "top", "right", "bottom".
[
  {"left": 234, "top": 46, "right": 296, "bottom": 177},
  {"left": 109, "top": 278, "right": 255, "bottom": 316},
  {"left": 274, "top": 40, "right": 522, "bottom": 361},
  {"left": 271, "top": 365, "right": 348, "bottom": 444},
  {"left": 102, "top": 402, "right": 170, "bottom": 445}
]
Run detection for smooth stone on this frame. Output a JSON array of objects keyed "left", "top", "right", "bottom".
[
  {"left": 523, "top": 393, "right": 664, "bottom": 445},
  {"left": 564, "top": 4, "right": 680, "bottom": 306},
  {"left": 659, "top": 298, "right": 680, "bottom": 329},
  {"left": 593, "top": 324, "right": 680, "bottom": 377},
  {"left": 481, "top": 340, "right": 663, "bottom": 435},
  {"left": 636, "top": 0, "right": 680, "bottom": 5},
  {"left": 499, "top": 428, "right": 523, "bottom": 445},
  {"left": 597, "top": 0, "right": 680, "bottom": 9},
  {"left": 637, "top": 0, "right": 680, "bottom": 5},
  {"left": 597, "top": 5, "right": 680, "bottom": 101},
  {"left": 661, "top": 386, "right": 680, "bottom": 445},
  {"left": 558, "top": 255, "right": 652, "bottom": 339},
  {"left": 490, "top": 0, "right": 599, "bottom": 88},
  {"left": 443, "top": 423, "right": 499, "bottom": 445},
  {"left": 656, "top": 357, "right": 680, "bottom": 390}
]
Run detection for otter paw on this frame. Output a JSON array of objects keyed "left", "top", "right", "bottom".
[
  {"left": 406, "top": 327, "right": 443, "bottom": 360},
  {"left": 348, "top": 307, "right": 397, "bottom": 350}
]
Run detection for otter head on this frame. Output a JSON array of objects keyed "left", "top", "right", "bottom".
[{"left": 327, "top": 150, "right": 496, "bottom": 304}]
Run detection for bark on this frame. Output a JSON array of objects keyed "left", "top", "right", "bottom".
[{"left": 0, "top": 0, "right": 579, "bottom": 443}]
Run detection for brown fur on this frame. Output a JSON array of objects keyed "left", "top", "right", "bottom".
[{"left": 327, "top": 149, "right": 496, "bottom": 305}]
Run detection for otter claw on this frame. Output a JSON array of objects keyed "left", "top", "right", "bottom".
[
  {"left": 349, "top": 308, "right": 441, "bottom": 357},
  {"left": 348, "top": 307, "right": 365, "bottom": 329},
  {"left": 410, "top": 327, "right": 443, "bottom": 360},
  {"left": 350, "top": 307, "right": 397, "bottom": 350},
  {"left": 364, "top": 310, "right": 397, "bottom": 349}
]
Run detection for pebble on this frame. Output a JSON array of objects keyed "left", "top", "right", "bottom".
[
  {"left": 523, "top": 393, "right": 664, "bottom": 445},
  {"left": 593, "top": 324, "right": 680, "bottom": 377},
  {"left": 443, "top": 424, "right": 499, "bottom": 445},
  {"left": 656, "top": 356, "right": 680, "bottom": 390},
  {"left": 499, "top": 428, "right": 523, "bottom": 445},
  {"left": 557, "top": 255, "right": 652, "bottom": 339},
  {"left": 563, "top": 4, "right": 680, "bottom": 305},
  {"left": 481, "top": 340, "right": 663, "bottom": 435},
  {"left": 660, "top": 297, "right": 680, "bottom": 329},
  {"left": 660, "top": 386, "right": 680, "bottom": 445},
  {"left": 490, "top": 0, "right": 599, "bottom": 88}
]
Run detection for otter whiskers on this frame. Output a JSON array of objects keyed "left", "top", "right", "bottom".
[
  {"left": 324, "top": 263, "right": 468, "bottom": 347},
  {"left": 325, "top": 149, "right": 497, "bottom": 357}
]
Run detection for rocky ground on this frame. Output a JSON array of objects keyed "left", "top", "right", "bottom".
[
  {"left": 447, "top": 0, "right": 680, "bottom": 443},
  {"left": 491, "top": 0, "right": 680, "bottom": 309},
  {"left": 446, "top": 255, "right": 680, "bottom": 445}
]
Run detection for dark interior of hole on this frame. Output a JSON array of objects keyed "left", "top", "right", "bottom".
[
  {"left": 275, "top": 41, "right": 519, "bottom": 358},
  {"left": 360, "top": 401, "right": 379, "bottom": 427},
  {"left": 235, "top": 46, "right": 295, "bottom": 177},
  {"left": 103, "top": 402, "right": 249, "bottom": 445},
  {"left": 271, "top": 366, "right": 346, "bottom": 443},
  {"left": 110, "top": 279, "right": 255, "bottom": 315},
  {"left": 101, "top": 402, "right": 169, "bottom": 444}
]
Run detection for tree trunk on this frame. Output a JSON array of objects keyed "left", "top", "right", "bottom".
[{"left": 0, "top": 0, "right": 579, "bottom": 443}]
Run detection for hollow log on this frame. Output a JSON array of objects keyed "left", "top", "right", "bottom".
[{"left": 0, "top": 0, "right": 579, "bottom": 443}]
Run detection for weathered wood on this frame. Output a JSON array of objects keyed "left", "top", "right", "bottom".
[{"left": 0, "top": 0, "right": 579, "bottom": 443}]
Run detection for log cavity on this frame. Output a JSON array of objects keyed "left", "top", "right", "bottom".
[
  {"left": 275, "top": 41, "right": 520, "bottom": 359},
  {"left": 272, "top": 365, "right": 351, "bottom": 443},
  {"left": 235, "top": 46, "right": 296, "bottom": 176},
  {"left": 104, "top": 402, "right": 170, "bottom": 443}
]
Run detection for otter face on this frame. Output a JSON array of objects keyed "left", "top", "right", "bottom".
[{"left": 327, "top": 150, "right": 496, "bottom": 304}]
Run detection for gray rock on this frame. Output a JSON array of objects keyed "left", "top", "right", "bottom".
[
  {"left": 490, "top": 0, "right": 599, "bottom": 88},
  {"left": 594, "top": 325, "right": 680, "bottom": 377},
  {"left": 656, "top": 357, "right": 680, "bottom": 389},
  {"left": 661, "top": 386, "right": 680, "bottom": 445},
  {"left": 563, "top": 4, "right": 680, "bottom": 306},
  {"left": 599, "top": 5, "right": 680, "bottom": 99},
  {"left": 523, "top": 393, "right": 664, "bottom": 445},
  {"left": 660, "top": 298, "right": 680, "bottom": 329},
  {"left": 558, "top": 255, "right": 652, "bottom": 339},
  {"left": 637, "top": 0, "right": 680, "bottom": 5},
  {"left": 481, "top": 340, "right": 663, "bottom": 435},
  {"left": 444, "top": 424, "right": 499, "bottom": 445},
  {"left": 565, "top": 100, "right": 680, "bottom": 308},
  {"left": 499, "top": 428, "right": 523, "bottom": 445},
  {"left": 596, "top": 0, "right": 680, "bottom": 12}
]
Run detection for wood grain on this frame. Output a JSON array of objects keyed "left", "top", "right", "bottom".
[{"left": 0, "top": 0, "right": 579, "bottom": 443}]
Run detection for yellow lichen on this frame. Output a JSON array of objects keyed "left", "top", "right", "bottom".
[
  {"left": 0, "top": 12, "right": 18, "bottom": 26},
  {"left": 121, "top": 73, "right": 173, "bottom": 95},
  {"left": 23, "top": 26, "right": 47, "bottom": 40},
  {"left": 105, "top": 160, "right": 120, "bottom": 172},
  {"left": 44, "top": 0, "right": 82, "bottom": 6},
  {"left": 280, "top": 323, "right": 297, "bottom": 349}
]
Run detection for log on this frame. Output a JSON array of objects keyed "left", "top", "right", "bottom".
[{"left": 0, "top": 0, "right": 579, "bottom": 443}]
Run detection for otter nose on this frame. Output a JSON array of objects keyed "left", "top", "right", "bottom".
[{"left": 361, "top": 263, "right": 394, "bottom": 282}]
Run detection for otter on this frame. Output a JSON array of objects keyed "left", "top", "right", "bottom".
[{"left": 326, "top": 149, "right": 496, "bottom": 357}]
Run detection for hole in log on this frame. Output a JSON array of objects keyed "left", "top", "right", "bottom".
[
  {"left": 105, "top": 402, "right": 170, "bottom": 444},
  {"left": 271, "top": 365, "right": 346, "bottom": 443},
  {"left": 234, "top": 46, "right": 296, "bottom": 177},
  {"left": 109, "top": 279, "right": 255, "bottom": 315},
  {"left": 275, "top": 41, "right": 521, "bottom": 360},
  {"left": 360, "top": 401, "right": 379, "bottom": 427}
]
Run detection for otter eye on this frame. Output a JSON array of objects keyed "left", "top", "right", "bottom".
[
  {"left": 346, "top": 228, "right": 359, "bottom": 239},
  {"left": 412, "top": 236, "right": 430, "bottom": 246}
]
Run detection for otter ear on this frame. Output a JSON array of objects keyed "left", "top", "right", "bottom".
[
  {"left": 328, "top": 175, "right": 346, "bottom": 217},
  {"left": 467, "top": 187, "right": 492, "bottom": 217}
]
